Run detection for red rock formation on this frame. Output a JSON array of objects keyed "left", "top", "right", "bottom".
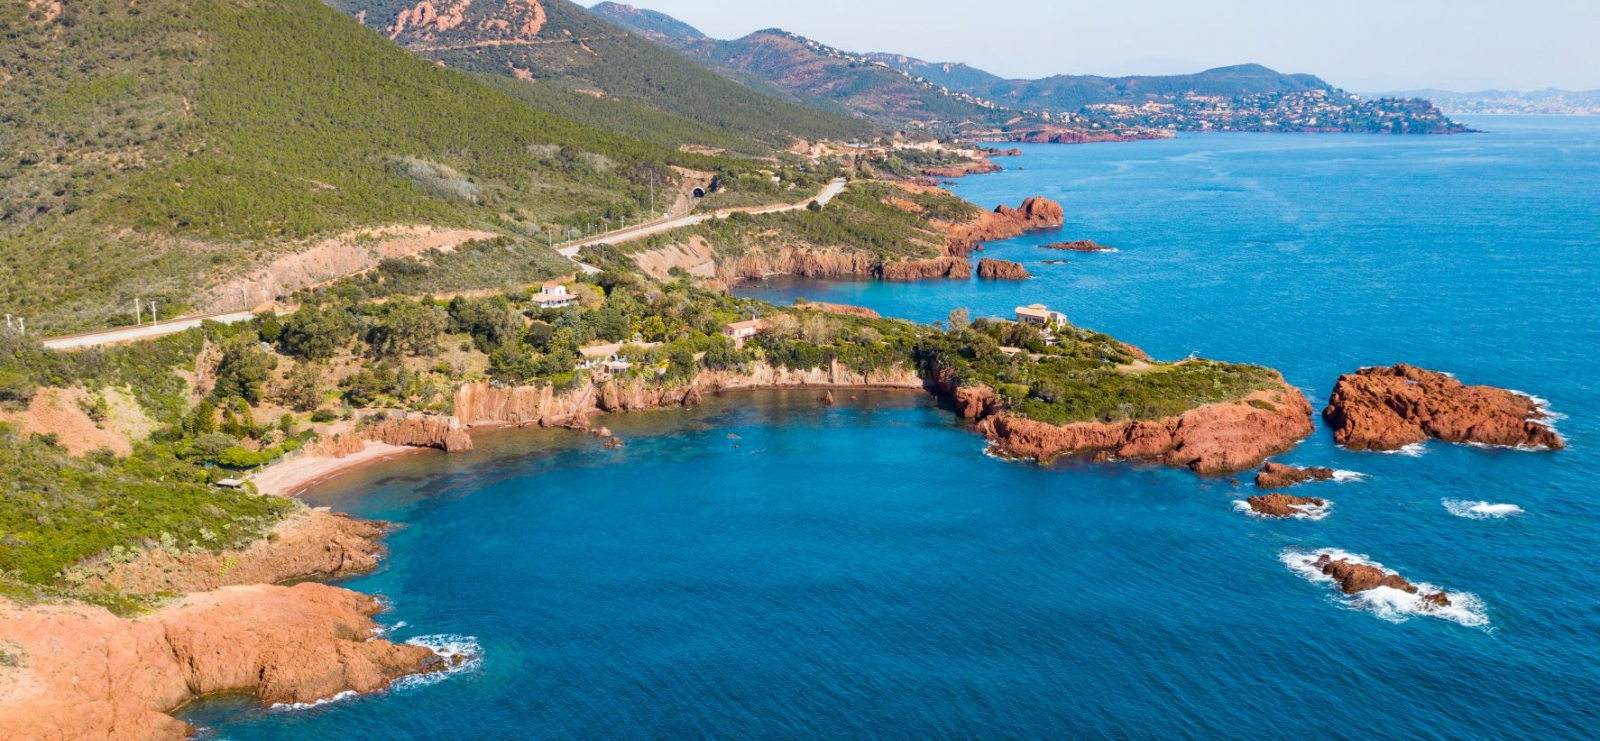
[
  {"left": 1323, "top": 364, "right": 1563, "bottom": 451},
  {"left": 976, "top": 258, "right": 1031, "bottom": 280},
  {"left": 1255, "top": 462, "right": 1337, "bottom": 489},
  {"left": 998, "top": 128, "right": 1174, "bottom": 145},
  {"left": 880, "top": 256, "right": 972, "bottom": 281},
  {"left": 0, "top": 584, "right": 441, "bottom": 741},
  {"left": 943, "top": 196, "right": 1065, "bottom": 257},
  {"left": 1246, "top": 493, "right": 1325, "bottom": 517},
  {"left": 1311, "top": 554, "right": 1451, "bottom": 606},
  {"left": 71, "top": 508, "right": 387, "bottom": 595},
  {"left": 968, "top": 379, "right": 1315, "bottom": 474},
  {"left": 921, "top": 160, "right": 1002, "bottom": 178},
  {"left": 1041, "top": 240, "right": 1115, "bottom": 252},
  {"left": 306, "top": 414, "right": 473, "bottom": 458}
]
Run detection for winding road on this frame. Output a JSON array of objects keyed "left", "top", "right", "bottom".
[{"left": 41, "top": 179, "right": 851, "bottom": 350}]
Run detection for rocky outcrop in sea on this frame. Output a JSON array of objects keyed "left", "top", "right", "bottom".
[
  {"left": 1322, "top": 364, "right": 1563, "bottom": 451},
  {"left": 976, "top": 258, "right": 1032, "bottom": 280},
  {"left": 1255, "top": 462, "right": 1337, "bottom": 489}
]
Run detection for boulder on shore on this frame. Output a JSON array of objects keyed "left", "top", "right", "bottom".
[
  {"left": 976, "top": 258, "right": 1031, "bottom": 280},
  {"left": 1323, "top": 364, "right": 1563, "bottom": 451},
  {"left": 1255, "top": 462, "right": 1337, "bottom": 489}
]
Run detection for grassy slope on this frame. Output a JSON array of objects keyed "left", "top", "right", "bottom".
[
  {"left": 0, "top": 0, "right": 730, "bottom": 332},
  {"left": 323, "top": 0, "right": 879, "bottom": 149}
]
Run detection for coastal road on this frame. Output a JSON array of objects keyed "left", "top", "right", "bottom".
[
  {"left": 41, "top": 312, "right": 258, "bottom": 350},
  {"left": 556, "top": 178, "right": 848, "bottom": 259},
  {"left": 43, "top": 179, "right": 851, "bottom": 350}
]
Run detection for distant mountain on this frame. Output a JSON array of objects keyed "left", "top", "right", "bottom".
[
  {"left": 595, "top": 3, "right": 1465, "bottom": 136},
  {"left": 873, "top": 57, "right": 1330, "bottom": 111},
  {"left": 322, "top": 0, "right": 878, "bottom": 149},
  {"left": 1377, "top": 89, "right": 1600, "bottom": 116}
]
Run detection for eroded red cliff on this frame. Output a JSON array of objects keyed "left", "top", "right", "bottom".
[
  {"left": 0, "top": 584, "right": 440, "bottom": 741},
  {"left": 960, "top": 378, "right": 1315, "bottom": 475}
]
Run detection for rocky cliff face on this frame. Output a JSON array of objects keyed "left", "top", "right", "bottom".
[
  {"left": 943, "top": 196, "right": 1066, "bottom": 257},
  {"left": 879, "top": 256, "right": 972, "bottom": 281},
  {"left": 1322, "top": 364, "right": 1564, "bottom": 451},
  {"left": 69, "top": 508, "right": 387, "bottom": 596},
  {"left": 0, "top": 584, "right": 441, "bottom": 741},
  {"left": 1255, "top": 462, "right": 1336, "bottom": 489},
  {"left": 454, "top": 362, "right": 928, "bottom": 429},
  {"left": 304, "top": 414, "right": 473, "bottom": 458},
  {"left": 976, "top": 258, "right": 1031, "bottom": 280},
  {"left": 960, "top": 379, "right": 1315, "bottom": 475}
]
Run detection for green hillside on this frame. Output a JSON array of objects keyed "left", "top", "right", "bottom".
[
  {"left": 590, "top": 5, "right": 1028, "bottom": 130},
  {"left": 320, "top": 0, "right": 878, "bottom": 149},
  {"left": 0, "top": 0, "right": 735, "bottom": 332}
]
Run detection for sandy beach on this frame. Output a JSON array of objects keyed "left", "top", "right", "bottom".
[{"left": 253, "top": 443, "right": 427, "bottom": 496}]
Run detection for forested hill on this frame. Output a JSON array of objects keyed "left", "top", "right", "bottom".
[
  {"left": 0, "top": 0, "right": 761, "bottom": 332},
  {"left": 320, "top": 0, "right": 878, "bottom": 149}
]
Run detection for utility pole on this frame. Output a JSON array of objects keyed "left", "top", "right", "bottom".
[
  {"left": 650, "top": 171, "right": 656, "bottom": 221},
  {"left": 16, "top": 317, "right": 22, "bottom": 336},
  {"left": 135, "top": 298, "right": 142, "bottom": 325},
  {"left": 149, "top": 301, "right": 158, "bottom": 326}
]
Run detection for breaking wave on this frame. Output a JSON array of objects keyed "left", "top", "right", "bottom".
[
  {"left": 1280, "top": 548, "right": 1488, "bottom": 627},
  {"left": 1233, "top": 499, "right": 1331, "bottom": 521},
  {"left": 1443, "top": 500, "right": 1525, "bottom": 519},
  {"left": 392, "top": 634, "right": 483, "bottom": 692},
  {"left": 270, "top": 690, "right": 358, "bottom": 712}
]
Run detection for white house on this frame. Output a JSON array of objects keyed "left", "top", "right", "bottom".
[
  {"left": 530, "top": 283, "right": 580, "bottom": 309},
  {"left": 722, "top": 318, "right": 764, "bottom": 346},
  {"left": 1015, "top": 304, "right": 1069, "bottom": 327}
]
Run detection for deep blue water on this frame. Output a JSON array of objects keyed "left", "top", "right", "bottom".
[{"left": 188, "top": 117, "right": 1600, "bottom": 740}]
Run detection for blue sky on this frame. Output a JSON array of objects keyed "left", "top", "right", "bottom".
[{"left": 608, "top": 0, "right": 1600, "bottom": 92}]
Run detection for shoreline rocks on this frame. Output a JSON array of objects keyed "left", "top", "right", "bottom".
[
  {"left": 0, "top": 584, "right": 443, "bottom": 741},
  {"left": 1246, "top": 493, "right": 1326, "bottom": 518},
  {"left": 943, "top": 196, "right": 1065, "bottom": 257},
  {"left": 1323, "top": 364, "right": 1563, "bottom": 451},
  {"left": 976, "top": 258, "right": 1031, "bottom": 280},
  {"left": 1255, "top": 462, "right": 1337, "bottom": 489}
]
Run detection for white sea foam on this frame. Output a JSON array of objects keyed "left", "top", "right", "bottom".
[
  {"left": 1331, "top": 470, "right": 1367, "bottom": 483},
  {"left": 391, "top": 634, "right": 483, "bottom": 692},
  {"left": 1233, "top": 499, "right": 1331, "bottom": 521},
  {"left": 1443, "top": 500, "right": 1525, "bottom": 520},
  {"left": 270, "top": 690, "right": 358, "bottom": 712},
  {"left": 1376, "top": 442, "right": 1427, "bottom": 457},
  {"left": 1280, "top": 548, "right": 1488, "bottom": 628}
]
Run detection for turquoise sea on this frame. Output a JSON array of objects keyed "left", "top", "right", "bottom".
[{"left": 188, "top": 117, "right": 1600, "bottom": 739}]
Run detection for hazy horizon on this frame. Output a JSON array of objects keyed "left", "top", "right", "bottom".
[{"left": 606, "top": 0, "right": 1600, "bottom": 93}]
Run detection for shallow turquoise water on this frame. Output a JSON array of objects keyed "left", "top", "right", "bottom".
[{"left": 189, "top": 118, "right": 1600, "bottom": 739}]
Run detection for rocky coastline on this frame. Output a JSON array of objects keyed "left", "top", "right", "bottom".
[
  {"left": 0, "top": 584, "right": 442, "bottom": 741},
  {"left": 1322, "top": 364, "right": 1563, "bottom": 451}
]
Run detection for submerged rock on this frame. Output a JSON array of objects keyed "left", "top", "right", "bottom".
[{"left": 1040, "top": 240, "right": 1115, "bottom": 252}]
